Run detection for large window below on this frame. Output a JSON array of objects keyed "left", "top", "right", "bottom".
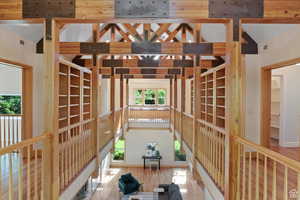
[{"left": 134, "top": 89, "right": 167, "bottom": 105}]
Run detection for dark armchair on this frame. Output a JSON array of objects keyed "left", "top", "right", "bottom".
[{"left": 118, "top": 173, "right": 142, "bottom": 195}]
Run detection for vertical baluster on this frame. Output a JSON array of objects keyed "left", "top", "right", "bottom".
[
  {"left": 16, "top": 117, "right": 19, "bottom": 143},
  {"left": 68, "top": 131, "right": 71, "bottom": 183},
  {"left": 284, "top": 166, "right": 288, "bottom": 200},
  {"left": 236, "top": 143, "right": 241, "bottom": 200},
  {"left": 272, "top": 161, "right": 277, "bottom": 200},
  {"left": 248, "top": 152, "right": 252, "bottom": 200},
  {"left": 0, "top": 156, "right": 2, "bottom": 200},
  {"left": 34, "top": 149, "right": 38, "bottom": 200},
  {"left": 256, "top": 152, "right": 259, "bottom": 200},
  {"left": 8, "top": 117, "right": 10, "bottom": 146},
  {"left": 8, "top": 153, "right": 13, "bottom": 200},
  {"left": 263, "top": 156, "right": 268, "bottom": 200},
  {"left": 4, "top": 117, "right": 6, "bottom": 147},
  {"left": 18, "top": 149, "right": 23, "bottom": 200},
  {"left": 297, "top": 173, "right": 300, "bottom": 200},
  {"left": 12, "top": 117, "right": 15, "bottom": 144},
  {"left": 27, "top": 146, "right": 31, "bottom": 199},
  {"left": 242, "top": 146, "right": 246, "bottom": 200}
]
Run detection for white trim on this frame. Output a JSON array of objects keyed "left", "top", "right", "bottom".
[
  {"left": 281, "top": 141, "right": 300, "bottom": 147},
  {"left": 59, "top": 159, "right": 97, "bottom": 200},
  {"left": 195, "top": 161, "right": 224, "bottom": 200}
]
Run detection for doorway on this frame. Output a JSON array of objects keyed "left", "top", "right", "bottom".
[{"left": 261, "top": 59, "right": 300, "bottom": 161}]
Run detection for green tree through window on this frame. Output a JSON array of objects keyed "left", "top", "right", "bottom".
[
  {"left": 0, "top": 96, "right": 21, "bottom": 114},
  {"left": 134, "top": 89, "right": 167, "bottom": 105}
]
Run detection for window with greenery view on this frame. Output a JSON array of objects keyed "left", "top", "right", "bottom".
[
  {"left": 113, "top": 139, "right": 125, "bottom": 161},
  {"left": 174, "top": 140, "right": 186, "bottom": 161},
  {"left": 0, "top": 96, "right": 21, "bottom": 114},
  {"left": 134, "top": 89, "right": 167, "bottom": 105}
]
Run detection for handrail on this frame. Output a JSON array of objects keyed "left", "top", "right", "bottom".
[
  {"left": 197, "top": 119, "right": 226, "bottom": 135},
  {"left": 234, "top": 136, "right": 300, "bottom": 172},
  {"left": 0, "top": 132, "right": 52, "bottom": 155},
  {"left": 0, "top": 114, "right": 22, "bottom": 117}
]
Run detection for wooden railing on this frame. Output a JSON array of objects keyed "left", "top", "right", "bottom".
[
  {"left": 174, "top": 109, "right": 181, "bottom": 133},
  {"left": 0, "top": 114, "right": 22, "bottom": 148},
  {"left": 58, "top": 119, "right": 94, "bottom": 192},
  {"left": 195, "top": 119, "right": 226, "bottom": 192},
  {"left": 128, "top": 105, "right": 170, "bottom": 121},
  {"left": 182, "top": 113, "right": 193, "bottom": 150},
  {"left": 234, "top": 136, "right": 300, "bottom": 200},
  {"left": 98, "top": 112, "right": 114, "bottom": 151},
  {"left": 0, "top": 132, "right": 51, "bottom": 200}
]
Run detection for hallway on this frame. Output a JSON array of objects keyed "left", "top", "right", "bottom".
[{"left": 91, "top": 168, "right": 204, "bottom": 200}]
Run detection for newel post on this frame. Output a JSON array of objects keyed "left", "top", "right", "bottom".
[{"left": 224, "top": 20, "right": 246, "bottom": 200}]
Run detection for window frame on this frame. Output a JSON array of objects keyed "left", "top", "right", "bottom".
[{"left": 133, "top": 88, "right": 167, "bottom": 106}]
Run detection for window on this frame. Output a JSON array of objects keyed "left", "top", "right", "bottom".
[
  {"left": 0, "top": 95, "right": 21, "bottom": 114},
  {"left": 134, "top": 89, "right": 167, "bottom": 105},
  {"left": 134, "top": 89, "right": 143, "bottom": 105},
  {"left": 113, "top": 139, "right": 125, "bottom": 161},
  {"left": 174, "top": 140, "right": 186, "bottom": 161}
]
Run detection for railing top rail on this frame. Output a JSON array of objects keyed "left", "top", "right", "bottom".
[
  {"left": 0, "top": 132, "right": 52, "bottom": 156},
  {"left": 128, "top": 105, "right": 170, "bottom": 111},
  {"left": 196, "top": 119, "right": 226, "bottom": 135},
  {"left": 234, "top": 136, "right": 300, "bottom": 172},
  {"left": 0, "top": 114, "right": 23, "bottom": 117}
]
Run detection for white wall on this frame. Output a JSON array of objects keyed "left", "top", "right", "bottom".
[
  {"left": 123, "top": 129, "right": 186, "bottom": 167},
  {"left": 272, "top": 66, "right": 300, "bottom": 147},
  {"left": 245, "top": 55, "right": 261, "bottom": 144},
  {"left": 245, "top": 25, "right": 300, "bottom": 146},
  {"left": 0, "top": 64, "right": 21, "bottom": 95},
  {"left": 0, "top": 26, "right": 44, "bottom": 137}
]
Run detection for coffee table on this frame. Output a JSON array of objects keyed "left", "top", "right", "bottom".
[{"left": 122, "top": 192, "right": 159, "bottom": 200}]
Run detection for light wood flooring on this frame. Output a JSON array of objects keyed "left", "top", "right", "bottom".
[
  {"left": 270, "top": 138, "right": 300, "bottom": 162},
  {"left": 91, "top": 167, "right": 204, "bottom": 200}
]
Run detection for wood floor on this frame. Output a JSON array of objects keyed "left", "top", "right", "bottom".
[
  {"left": 91, "top": 167, "right": 204, "bottom": 200},
  {"left": 270, "top": 138, "right": 300, "bottom": 162}
]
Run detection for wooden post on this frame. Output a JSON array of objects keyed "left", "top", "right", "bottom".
[
  {"left": 120, "top": 75, "right": 124, "bottom": 135},
  {"left": 224, "top": 20, "right": 245, "bottom": 200},
  {"left": 43, "top": 19, "right": 60, "bottom": 200},
  {"left": 260, "top": 68, "right": 272, "bottom": 147},
  {"left": 111, "top": 70, "right": 115, "bottom": 153},
  {"left": 91, "top": 24, "right": 101, "bottom": 177},
  {"left": 192, "top": 24, "right": 202, "bottom": 172},
  {"left": 22, "top": 67, "right": 33, "bottom": 140},
  {"left": 174, "top": 76, "right": 178, "bottom": 135},
  {"left": 169, "top": 78, "right": 173, "bottom": 130},
  {"left": 180, "top": 69, "right": 186, "bottom": 151}
]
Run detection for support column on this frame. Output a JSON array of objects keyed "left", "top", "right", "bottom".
[
  {"left": 110, "top": 70, "right": 115, "bottom": 153},
  {"left": 180, "top": 69, "right": 186, "bottom": 151},
  {"left": 224, "top": 20, "right": 245, "bottom": 200},
  {"left": 120, "top": 75, "right": 124, "bottom": 135},
  {"left": 174, "top": 76, "right": 178, "bottom": 135},
  {"left": 192, "top": 24, "right": 202, "bottom": 172},
  {"left": 169, "top": 78, "right": 173, "bottom": 130},
  {"left": 43, "top": 19, "right": 60, "bottom": 200},
  {"left": 91, "top": 24, "right": 101, "bottom": 177}
]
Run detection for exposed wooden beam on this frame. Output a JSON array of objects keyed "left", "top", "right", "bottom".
[
  {"left": 100, "top": 58, "right": 215, "bottom": 68},
  {"left": 122, "top": 24, "right": 143, "bottom": 42},
  {"left": 150, "top": 23, "right": 172, "bottom": 42},
  {"left": 59, "top": 42, "right": 226, "bottom": 56}
]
